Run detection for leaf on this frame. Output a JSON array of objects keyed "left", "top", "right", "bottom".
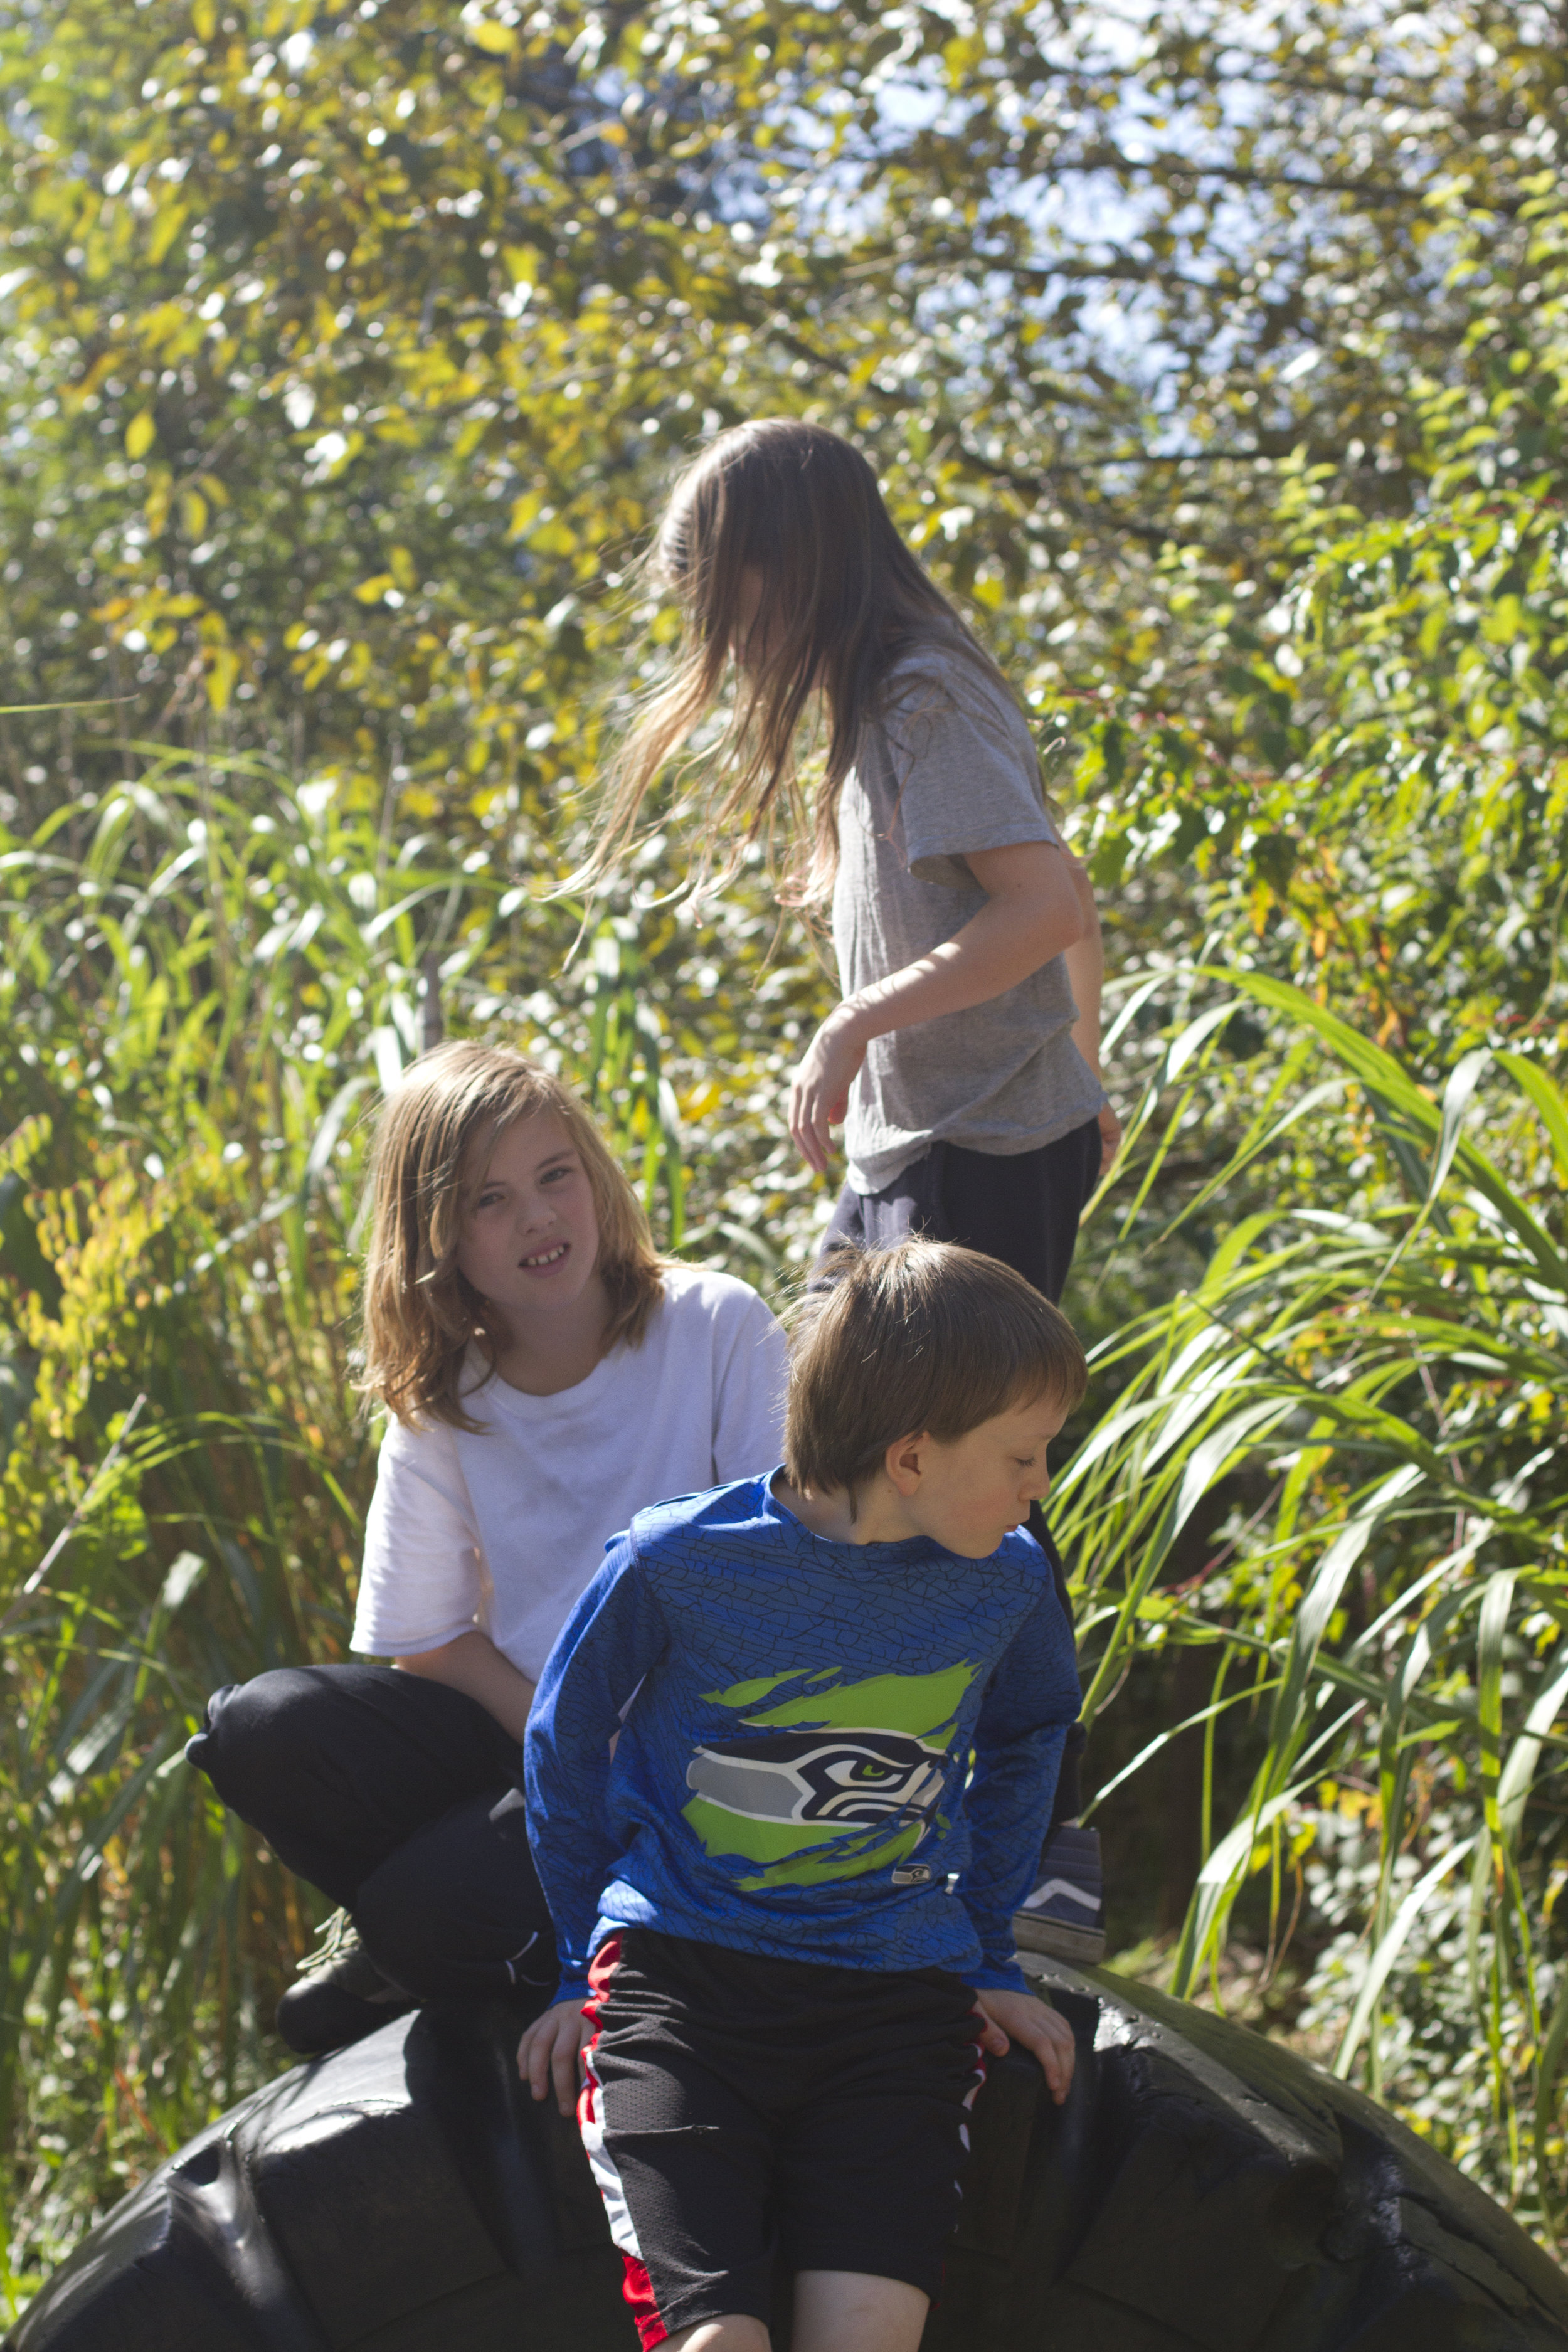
[
  {"left": 1166, "top": 999, "right": 1241, "bottom": 1082},
  {"left": 204, "top": 644, "right": 238, "bottom": 714},
  {"left": 157, "top": 1551, "right": 206, "bottom": 1610},
  {"left": 1427, "top": 1047, "right": 1492, "bottom": 1217},
  {"left": 1250, "top": 831, "right": 1298, "bottom": 892},
  {"left": 1208, "top": 970, "right": 1568, "bottom": 1288},
  {"left": 1476, "top": 1569, "right": 1517, "bottom": 1840},
  {"left": 468, "top": 18, "right": 518, "bottom": 53},
  {"left": 1333, "top": 1836, "right": 1478, "bottom": 2077},
  {"left": 1498, "top": 1052, "right": 1568, "bottom": 1181},
  {"left": 1497, "top": 1649, "right": 1568, "bottom": 1850},
  {"left": 125, "top": 411, "right": 156, "bottom": 459},
  {"left": 1266, "top": 1466, "right": 1426, "bottom": 1768},
  {"left": 146, "top": 200, "right": 188, "bottom": 265}
]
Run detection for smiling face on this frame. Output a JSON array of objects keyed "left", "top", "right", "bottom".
[
  {"left": 453, "top": 1110, "right": 604, "bottom": 1339},
  {"left": 891, "top": 1391, "right": 1071, "bottom": 1560}
]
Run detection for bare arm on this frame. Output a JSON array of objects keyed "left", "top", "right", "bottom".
[
  {"left": 1059, "top": 857, "right": 1122, "bottom": 1179},
  {"left": 395, "top": 1629, "right": 536, "bottom": 1744},
  {"left": 789, "top": 840, "right": 1084, "bottom": 1175},
  {"left": 1062, "top": 856, "right": 1102, "bottom": 1081}
]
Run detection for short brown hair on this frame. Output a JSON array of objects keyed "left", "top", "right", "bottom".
[
  {"left": 359, "top": 1041, "right": 664, "bottom": 1430},
  {"left": 785, "top": 1241, "right": 1089, "bottom": 1510}
]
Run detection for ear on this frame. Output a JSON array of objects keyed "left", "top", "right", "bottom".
[{"left": 883, "top": 1432, "right": 930, "bottom": 1498}]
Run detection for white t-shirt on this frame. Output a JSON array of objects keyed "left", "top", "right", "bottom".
[{"left": 352, "top": 1267, "right": 787, "bottom": 1685}]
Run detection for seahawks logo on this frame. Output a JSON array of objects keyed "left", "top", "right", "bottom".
[{"left": 685, "top": 1730, "right": 948, "bottom": 1830}]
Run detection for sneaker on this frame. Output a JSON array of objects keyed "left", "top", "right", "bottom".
[
  {"left": 275, "top": 1908, "right": 415, "bottom": 2057},
  {"left": 1013, "top": 1824, "right": 1106, "bottom": 1966}
]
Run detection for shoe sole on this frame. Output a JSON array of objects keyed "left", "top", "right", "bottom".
[{"left": 1012, "top": 1914, "right": 1106, "bottom": 1965}]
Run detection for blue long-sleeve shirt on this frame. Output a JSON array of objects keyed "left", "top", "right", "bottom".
[{"left": 524, "top": 1474, "right": 1081, "bottom": 2002}]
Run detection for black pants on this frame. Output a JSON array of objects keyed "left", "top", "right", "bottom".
[
  {"left": 813, "top": 1120, "right": 1101, "bottom": 1828},
  {"left": 186, "top": 1664, "right": 556, "bottom": 2001}
]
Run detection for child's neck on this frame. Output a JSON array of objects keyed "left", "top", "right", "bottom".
[
  {"left": 771, "top": 1471, "right": 918, "bottom": 1547},
  {"left": 486, "top": 1274, "right": 613, "bottom": 1399}
]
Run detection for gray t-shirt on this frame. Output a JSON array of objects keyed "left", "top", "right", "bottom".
[{"left": 831, "top": 640, "right": 1105, "bottom": 1194}]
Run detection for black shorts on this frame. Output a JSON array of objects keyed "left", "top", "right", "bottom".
[
  {"left": 577, "top": 1929, "right": 987, "bottom": 2347},
  {"left": 814, "top": 1118, "right": 1102, "bottom": 1308}
]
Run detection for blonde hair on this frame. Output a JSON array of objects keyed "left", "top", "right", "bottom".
[
  {"left": 359, "top": 1041, "right": 664, "bottom": 1430},
  {"left": 580, "top": 418, "right": 1029, "bottom": 906},
  {"left": 785, "top": 1241, "right": 1088, "bottom": 1517}
]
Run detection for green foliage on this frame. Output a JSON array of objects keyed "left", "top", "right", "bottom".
[
  {"left": 1059, "top": 978, "right": 1568, "bottom": 2228},
  {"left": 0, "top": 757, "right": 813, "bottom": 2302},
  {"left": 3, "top": 0, "right": 1568, "bottom": 2308}
]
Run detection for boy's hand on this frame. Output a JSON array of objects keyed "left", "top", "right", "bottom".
[
  {"left": 517, "top": 1997, "right": 591, "bottom": 2117},
  {"left": 972, "top": 1987, "right": 1076, "bottom": 2105}
]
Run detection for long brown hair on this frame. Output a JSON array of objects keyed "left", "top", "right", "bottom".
[
  {"left": 359, "top": 1041, "right": 665, "bottom": 1431},
  {"left": 580, "top": 418, "right": 1024, "bottom": 906}
]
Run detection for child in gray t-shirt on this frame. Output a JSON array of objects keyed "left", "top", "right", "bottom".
[
  {"left": 581, "top": 415, "right": 1120, "bottom": 1958},
  {"left": 825, "top": 637, "right": 1107, "bottom": 1288}
]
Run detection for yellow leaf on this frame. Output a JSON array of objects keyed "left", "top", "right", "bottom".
[
  {"left": 389, "top": 544, "right": 416, "bottom": 590},
  {"left": 205, "top": 644, "right": 238, "bottom": 714},
  {"left": 469, "top": 19, "right": 517, "bottom": 53},
  {"left": 354, "top": 573, "right": 395, "bottom": 605},
  {"left": 147, "top": 203, "right": 188, "bottom": 266},
  {"left": 192, "top": 0, "right": 217, "bottom": 34},
  {"left": 680, "top": 1079, "right": 723, "bottom": 1121},
  {"left": 125, "top": 411, "right": 156, "bottom": 460},
  {"left": 178, "top": 489, "right": 209, "bottom": 539}
]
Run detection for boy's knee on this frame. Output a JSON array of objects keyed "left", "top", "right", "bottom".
[{"left": 184, "top": 1668, "right": 328, "bottom": 1808}]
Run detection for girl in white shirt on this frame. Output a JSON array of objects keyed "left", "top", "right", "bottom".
[{"left": 186, "top": 1041, "right": 786, "bottom": 2055}]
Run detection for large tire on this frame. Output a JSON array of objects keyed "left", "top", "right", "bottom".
[{"left": 9, "top": 1959, "right": 1567, "bottom": 2351}]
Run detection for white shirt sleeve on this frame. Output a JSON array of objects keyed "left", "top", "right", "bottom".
[
  {"left": 351, "top": 1416, "right": 488, "bottom": 1658},
  {"left": 709, "top": 1286, "right": 790, "bottom": 1481}
]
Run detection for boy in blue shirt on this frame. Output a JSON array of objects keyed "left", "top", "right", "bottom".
[{"left": 519, "top": 1239, "right": 1084, "bottom": 2352}]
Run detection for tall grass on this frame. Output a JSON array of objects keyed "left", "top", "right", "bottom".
[
  {"left": 3, "top": 761, "right": 1567, "bottom": 2296},
  {"left": 1058, "top": 973, "right": 1568, "bottom": 2233},
  {"left": 0, "top": 751, "right": 692, "bottom": 2305}
]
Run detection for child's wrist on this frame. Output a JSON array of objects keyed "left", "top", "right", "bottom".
[{"left": 831, "top": 994, "right": 876, "bottom": 1046}]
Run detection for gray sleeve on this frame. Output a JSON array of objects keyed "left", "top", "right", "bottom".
[{"left": 881, "top": 674, "right": 1060, "bottom": 891}]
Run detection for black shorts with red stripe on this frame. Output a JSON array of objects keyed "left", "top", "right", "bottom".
[{"left": 576, "top": 1928, "right": 987, "bottom": 2349}]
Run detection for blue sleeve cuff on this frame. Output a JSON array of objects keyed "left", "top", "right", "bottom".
[{"left": 968, "top": 1957, "right": 1031, "bottom": 1996}]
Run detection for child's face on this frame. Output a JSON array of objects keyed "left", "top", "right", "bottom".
[
  {"left": 455, "top": 1112, "right": 602, "bottom": 1328},
  {"left": 891, "top": 1391, "right": 1070, "bottom": 1560}
]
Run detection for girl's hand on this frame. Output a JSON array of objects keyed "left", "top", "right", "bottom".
[
  {"left": 1095, "top": 1101, "right": 1123, "bottom": 1178},
  {"left": 517, "top": 1997, "right": 591, "bottom": 2117},
  {"left": 789, "top": 1008, "right": 868, "bottom": 1177},
  {"left": 972, "top": 1987, "right": 1076, "bottom": 2106}
]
